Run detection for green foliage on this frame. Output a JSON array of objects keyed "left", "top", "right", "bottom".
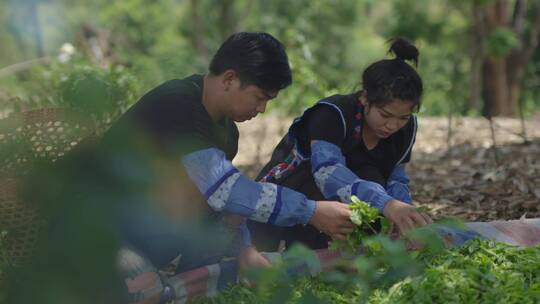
[
  {"left": 54, "top": 62, "right": 138, "bottom": 116},
  {"left": 269, "top": 51, "right": 340, "bottom": 115},
  {"left": 522, "top": 54, "right": 540, "bottom": 116},
  {"left": 99, "top": 0, "right": 169, "bottom": 55},
  {"left": 486, "top": 27, "right": 520, "bottom": 58},
  {"left": 0, "top": 230, "right": 9, "bottom": 303},
  {"left": 248, "top": 0, "right": 359, "bottom": 78},
  {"left": 371, "top": 240, "right": 540, "bottom": 303},
  {"left": 242, "top": 0, "right": 361, "bottom": 114},
  {"left": 350, "top": 197, "right": 380, "bottom": 227},
  {"left": 197, "top": 236, "right": 420, "bottom": 304},
  {"left": 330, "top": 196, "right": 388, "bottom": 253},
  {"left": 1, "top": 0, "right": 540, "bottom": 116},
  {"left": 199, "top": 201, "right": 537, "bottom": 304},
  {"left": 3, "top": 56, "right": 139, "bottom": 120},
  {"left": 3, "top": 133, "right": 162, "bottom": 303},
  {"left": 198, "top": 240, "right": 540, "bottom": 304},
  {"left": 387, "top": 0, "right": 472, "bottom": 115},
  {"left": 196, "top": 276, "right": 362, "bottom": 304},
  {"left": 389, "top": 0, "right": 446, "bottom": 43}
]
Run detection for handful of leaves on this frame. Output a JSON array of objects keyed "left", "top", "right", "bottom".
[{"left": 330, "top": 196, "right": 389, "bottom": 253}]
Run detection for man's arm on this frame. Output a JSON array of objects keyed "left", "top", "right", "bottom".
[
  {"left": 182, "top": 148, "right": 315, "bottom": 226},
  {"left": 182, "top": 148, "right": 354, "bottom": 240}
]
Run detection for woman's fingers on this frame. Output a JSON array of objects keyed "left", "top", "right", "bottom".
[
  {"left": 411, "top": 211, "right": 429, "bottom": 226},
  {"left": 421, "top": 212, "right": 433, "bottom": 224},
  {"left": 401, "top": 216, "right": 416, "bottom": 233}
]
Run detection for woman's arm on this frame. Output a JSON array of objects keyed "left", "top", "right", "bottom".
[
  {"left": 311, "top": 140, "right": 394, "bottom": 211},
  {"left": 386, "top": 164, "right": 413, "bottom": 205},
  {"left": 310, "top": 140, "right": 431, "bottom": 235}
]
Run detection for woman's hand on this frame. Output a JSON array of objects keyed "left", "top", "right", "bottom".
[{"left": 382, "top": 199, "right": 432, "bottom": 236}]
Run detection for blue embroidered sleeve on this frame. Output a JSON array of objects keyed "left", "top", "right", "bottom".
[
  {"left": 386, "top": 165, "right": 413, "bottom": 204},
  {"left": 311, "top": 140, "right": 393, "bottom": 213},
  {"left": 225, "top": 219, "right": 252, "bottom": 256},
  {"left": 240, "top": 220, "right": 251, "bottom": 248},
  {"left": 182, "top": 148, "right": 316, "bottom": 227}
]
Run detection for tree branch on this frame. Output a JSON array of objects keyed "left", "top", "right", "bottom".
[
  {"left": 0, "top": 57, "right": 50, "bottom": 78},
  {"left": 524, "top": 2, "right": 540, "bottom": 58},
  {"left": 488, "top": 117, "right": 500, "bottom": 165},
  {"left": 189, "top": 0, "right": 209, "bottom": 59},
  {"left": 511, "top": 0, "right": 527, "bottom": 35}
]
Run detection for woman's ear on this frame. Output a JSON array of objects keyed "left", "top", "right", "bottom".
[
  {"left": 359, "top": 91, "right": 373, "bottom": 114},
  {"left": 359, "top": 91, "right": 368, "bottom": 107}
]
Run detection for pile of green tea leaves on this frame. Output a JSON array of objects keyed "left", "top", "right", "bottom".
[
  {"left": 197, "top": 239, "right": 540, "bottom": 304},
  {"left": 196, "top": 196, "right": 540, "bottom": 303},
  {"left": 370, "top": 239, "right": 540, "bottom": 303}
]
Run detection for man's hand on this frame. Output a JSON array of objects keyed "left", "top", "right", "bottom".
[
  {"left": 238, "top": 246, "right": 271, "bottom": 270},
  {"left": 383, "top": 199, "right": 432, "bottom": 236},
  {"left": 309, "top": 201, "right": 355, "bottom": 241}
]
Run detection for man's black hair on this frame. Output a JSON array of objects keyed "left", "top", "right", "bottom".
[{"left": 209, "top": 32, "right": 292, "bottom": 92}]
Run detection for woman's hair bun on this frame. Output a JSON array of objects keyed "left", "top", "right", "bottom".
[{"left": 388, "top": 37, "right": 419, "bottom": 66}]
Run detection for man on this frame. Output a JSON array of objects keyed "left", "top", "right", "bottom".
[{"left": 105, "top": 32, "right": 355, "bottom": 303}]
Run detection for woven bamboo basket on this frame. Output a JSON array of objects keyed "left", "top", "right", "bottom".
[{"left": 0, "top": 108, "right": 100, "bottom": 265}]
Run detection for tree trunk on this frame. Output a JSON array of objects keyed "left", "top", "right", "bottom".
[
  {"left": 507, "top": 57, "right": 524, "bottom": 115},
  {"left": 469, "top": 1, "right": 485, "bottom": 113},
  {"left": 218, "top": 0, "right": 236, "bottom": 42},
  {"left": 478, "top": 0, "right": 540, "bottom": 117},
  {"left": 482, "top": 57, "right": 510, "bottom": 117},
  {"left": 189, "top": 0, "right": 209, "bottom": 59},
  {"left": 481, "top": 0, "right": 510, "bottom": 117},
  {"left": 29, "top": 0, "right": 44, "bottom": 58},
  {"left": 507, "top": 1, "right": 540, "bottom": 116}
]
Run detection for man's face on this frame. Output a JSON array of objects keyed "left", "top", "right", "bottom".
[
  {"left": 226, "top": 79, "right": 278, "bottom": 122},
  {"left": 363, "top": 98, "right": 414, "bottom": 139}
]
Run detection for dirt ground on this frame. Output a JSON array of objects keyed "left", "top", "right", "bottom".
[{"left": 233, "top": 114, "right": 540, "bottom": 222}]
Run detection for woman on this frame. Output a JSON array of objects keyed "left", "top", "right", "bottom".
[{"left": 250, "top": 37, "right": 432, "bottom": 250}]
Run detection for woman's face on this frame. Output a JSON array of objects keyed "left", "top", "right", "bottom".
[{"left": 362, "top": 97, "right": 414, "bottom": 139}]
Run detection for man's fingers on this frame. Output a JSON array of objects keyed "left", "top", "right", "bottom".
[
  {"left": 336, "top": 210, "right": 354, "bottom": 227},
  {"left": 339, "top": 227, "right": 355, "bottom": 234},
  {"left": 332, "top": 233, "right": 347, "bottom": 241},
  {"left": 260, "top": 256, "right": 272, "bottom": 267},
  {"left": 341, "top": 209, "right": 353, "bottom": 218},
  {"left": 338, "top": 220, "right": 355, "bottom": 229}
]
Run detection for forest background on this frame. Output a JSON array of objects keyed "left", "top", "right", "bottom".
[{"left": 1, "top": 0, "right": 540, "bottom": 119}]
